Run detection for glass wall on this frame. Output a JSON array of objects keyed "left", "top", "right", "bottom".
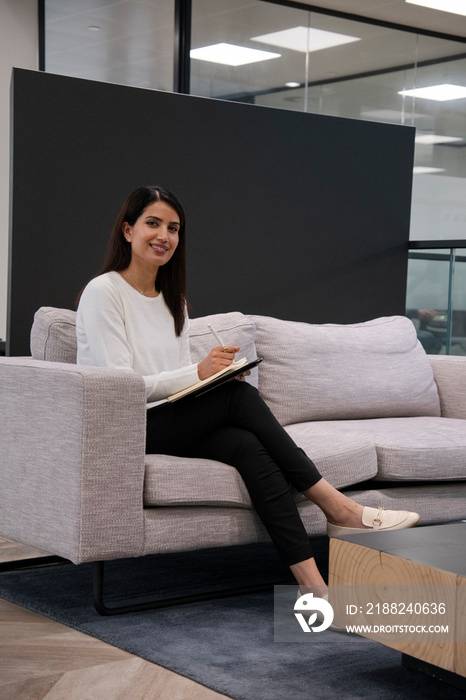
[
  {"left": 43, "top": 0, "right": 466, "bottom": 352},
  {"left": 190, "top": 0, "right": 311, "bottom": 104},
  {"left": 406, "top": 248, "right": 466, "bottom": 354},
  {"left": 44, "top": 0, "right": 175, "bottom": 92}
]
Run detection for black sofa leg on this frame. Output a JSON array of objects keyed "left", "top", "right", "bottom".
[{"left": 93, "top": 560, "right": 291, "bottom": 616}]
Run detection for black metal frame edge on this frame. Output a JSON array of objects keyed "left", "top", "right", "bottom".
[
  {"left": 0, "top": 555, "right": 68, "bottom": 573},
  {"left": 173, "top": 0, "right": 192, "bottom": 94},
  {"left": 38, "top": 0, "right": 45, "bottom": 72},
  {"left": 409, "top": 252, "right": 466, "bottom": 263},
  {"left": 409, "top": 240, "right": 466, "bottom": 249}
]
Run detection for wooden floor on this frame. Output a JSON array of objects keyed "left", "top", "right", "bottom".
[{"left": 0, "top": 537, "right": 232, "bottom": 700}]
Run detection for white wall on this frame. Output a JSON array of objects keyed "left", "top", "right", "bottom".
[{"left": 0, "top": 0, "right": 38, "bottom": 344}]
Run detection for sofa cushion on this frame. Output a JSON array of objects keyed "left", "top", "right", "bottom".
[
  {"left": 343, "top": 417, "right": 466, "bottom": 481},
  {"left": 144, "top": 425, "right": 376, "bottom": 508},
  {"left": 31, "top": 307, "right": 78, "bottom": 363},
  {"left": 302, "top": 417, "right": 466, "bottom": 481},
  {"left": 142, "top": 499, "right": 330, "bottom": 554},
  {"left": 252, "top": 315, "right": 441, "bottom": 425},
  {"left": 189, "top": 312, "right": 258, "bottom": 388},
  {"left": 284, "top": 423, "right": 377, "bottom": 488},
  {"left": 144, "top": 454, "right": 253, "bottom": 508}
]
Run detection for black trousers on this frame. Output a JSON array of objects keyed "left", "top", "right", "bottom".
[{"left": 146, "top": 381, "right": 323, "bottom": 566}]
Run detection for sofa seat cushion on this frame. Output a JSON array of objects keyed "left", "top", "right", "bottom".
[
  {"left": 144, "top": 424, "right": 377, "bottom": 508},
  {"left": 144, "top": 454, "right": 313, "bottom": 510},
  {"left": 284, "top": 423, "right": 377, "bottom": 489},
  {"left": 252, "top": 314, "right": 440, "bottom": 426},
  {"left": 307, "top": 417, "right": 466, "bottom": 481},
  {"left": 144, "top": 454, "right": 253, "bottom": 508}
]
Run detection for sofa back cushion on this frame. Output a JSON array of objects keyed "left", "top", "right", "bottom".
[
  {"left": 251, "top": 315, "right": 441, "bottom": 425},
  {"left": 31, "top": 307, "right": 78, "bottom": 363},
  {"left": 189, "top": 312, "right": 258, "bottom": 388},
  {"left": 31, "top": 307, "right": 258, "bottom": 384}
]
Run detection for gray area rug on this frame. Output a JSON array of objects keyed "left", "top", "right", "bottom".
[{"left": 0, "top": 543, "right": 463, "bottom": 700}]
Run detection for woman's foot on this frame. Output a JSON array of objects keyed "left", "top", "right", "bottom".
[
  {"left": 302, "top": 480, "right": 419, "bottom": 536},
  {"left": 290, "top": 557, "right": 327, "bottom": 594},
  {"left": 327, "top": 506, "right": 420, "bottom": 537}
]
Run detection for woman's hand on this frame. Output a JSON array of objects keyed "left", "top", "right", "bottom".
[{"left": 197, "top": 346, "right": 240, "bottom": 381}]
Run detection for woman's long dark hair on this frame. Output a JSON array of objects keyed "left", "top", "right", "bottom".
[{"left": 86, "top": 185, "right": 187, "bottom": 336}]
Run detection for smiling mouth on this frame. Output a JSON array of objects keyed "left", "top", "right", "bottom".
[{"left": 150, "top": 244, "right": 168, "bottom": 253}]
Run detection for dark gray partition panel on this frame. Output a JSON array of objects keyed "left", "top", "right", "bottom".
[{"left": 8, "top": 68, "right": 415, "bottom": 356}]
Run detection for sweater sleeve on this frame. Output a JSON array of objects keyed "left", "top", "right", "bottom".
[
  {"left": 144, "top": 312, "right": 200, "bottom": 402},
  {"left": 76, "top": 277, "right": 199, "bottom": 403},
  {"left": 145, "top": 363, "right": 200, "bottom": 403}
]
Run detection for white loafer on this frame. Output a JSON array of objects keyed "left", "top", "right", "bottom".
[{"left": 327, "top": 506, "right": 420, "bottom": 538}]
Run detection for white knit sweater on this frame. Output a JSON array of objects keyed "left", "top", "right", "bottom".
[{"left": 76, "top": 271, "right": 199, "bottom": 406}]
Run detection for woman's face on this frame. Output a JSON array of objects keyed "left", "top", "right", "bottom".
[{"left": 123, "top": 200, "right": 180, "bottom": 270}]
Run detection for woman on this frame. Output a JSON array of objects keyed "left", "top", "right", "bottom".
[{"left": 76, "top": 185, "right": 419, "bottom": 599}]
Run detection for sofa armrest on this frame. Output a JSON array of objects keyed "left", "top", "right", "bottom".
[
  {"left": 0, "top": 358, "right": 147, "bottom": 564},
  {"left": 428, "top": 354, "right": 466, "bottom": 420}
]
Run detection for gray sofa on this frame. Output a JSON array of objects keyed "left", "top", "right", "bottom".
[{"left": 1, "top": 308, "right": 466, "bottom": 571}]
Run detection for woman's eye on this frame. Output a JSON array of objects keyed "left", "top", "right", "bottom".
[{"left": 169, "top": 226, "right": 179, "bottom": 233}]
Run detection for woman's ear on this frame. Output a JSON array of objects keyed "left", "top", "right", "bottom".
[{"left": 122, "top": 222, "right": 132, "bottom": 242}]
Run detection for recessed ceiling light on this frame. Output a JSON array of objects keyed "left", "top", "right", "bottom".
[
  {"left": 413, "top": 166, "right": 446, "bottom": 174},
  {"left": 190, "top": 43, "right": 280, "bottom": 66},
  {"left": 415, "top": 134, "right": 463, "bottom": 144},
  {"left": 406, "top": 0, "right": 466, "bottom": 17},
  {"left": 399, "top": 84, "right": 466, "bottom": 101},
  {"left": 285, "top": 82, "right": 301, "bottom": 88},
  {"left": 251, "top": 26, "right": 360, "bottom": 53}
]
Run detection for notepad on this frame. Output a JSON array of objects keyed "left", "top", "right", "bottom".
[{"left": 168, "top": 356, "right": 263, "bottom": 402}]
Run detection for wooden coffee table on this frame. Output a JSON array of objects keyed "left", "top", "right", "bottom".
[{"left": 328, "top": 522, "right": 466, "bottom": 690}]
